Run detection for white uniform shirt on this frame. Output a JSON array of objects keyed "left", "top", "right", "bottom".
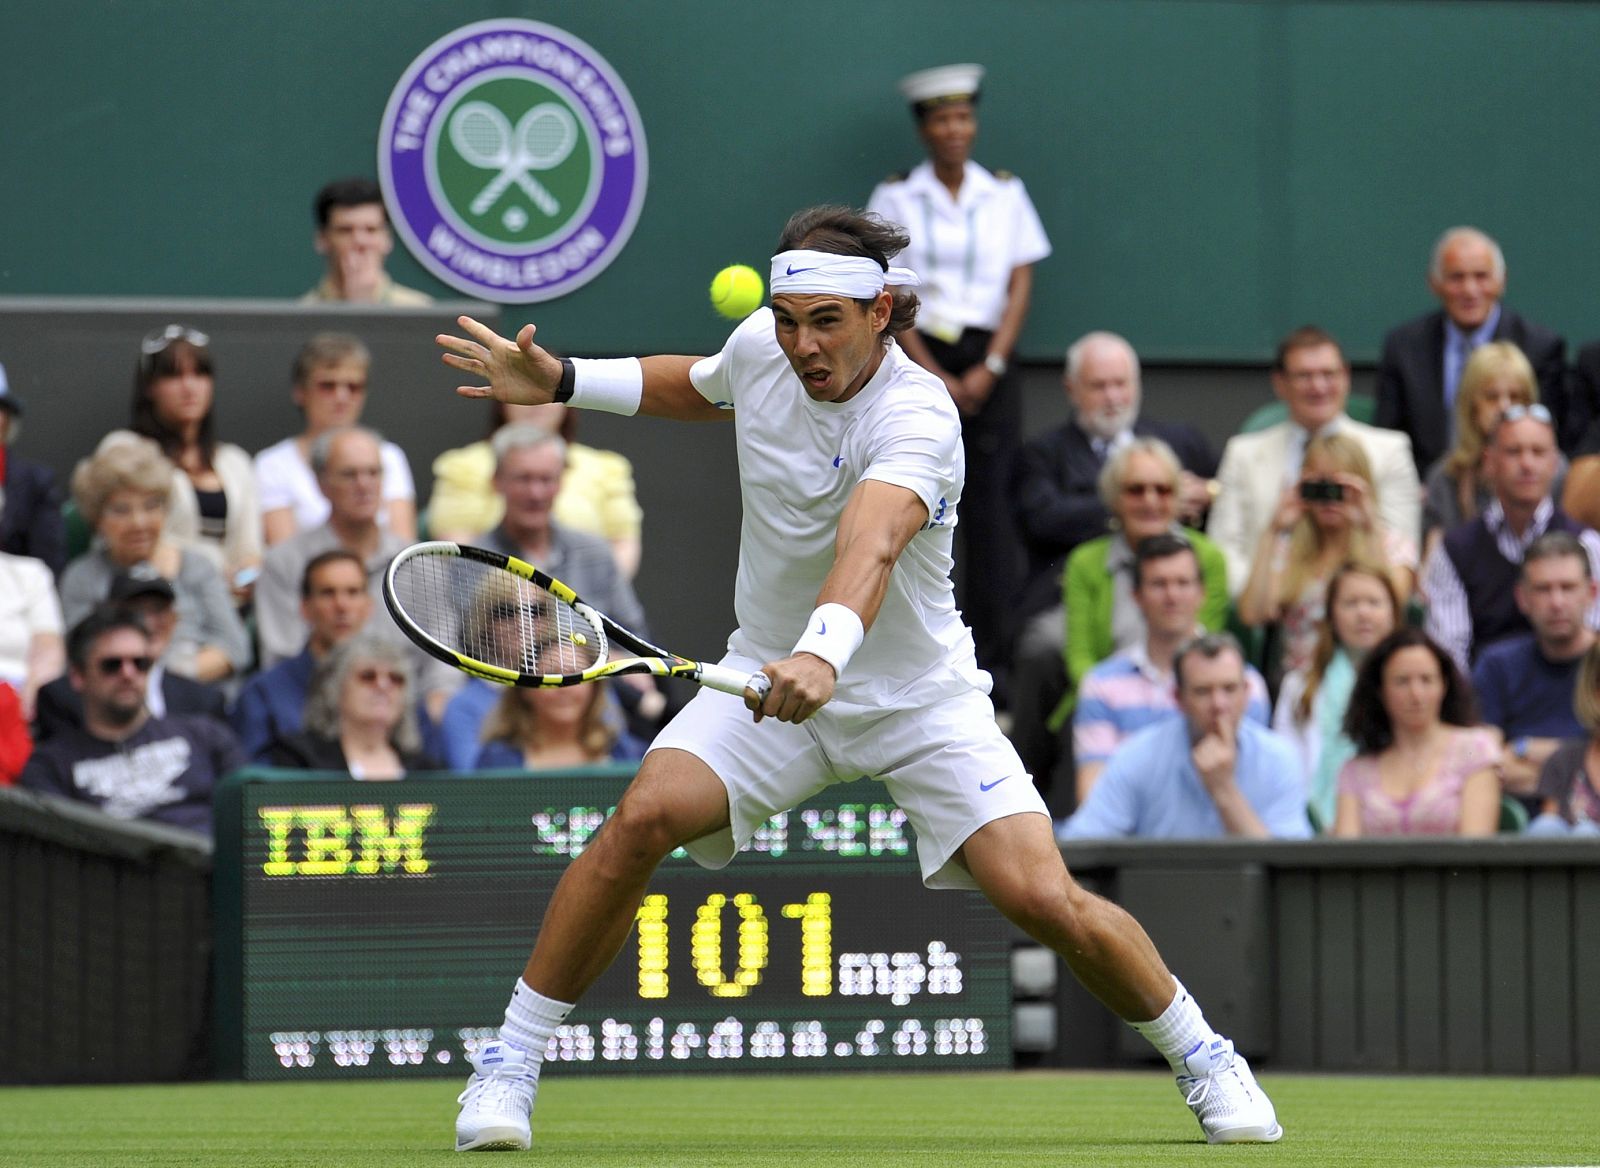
[
  {"left": 253, "top": 437, "right": 416, "bottom": 531},
  {"left": 689, "top": 309, "right": 986, "bottom": 706},
  {"left": 0, "top": 552, "right": 63, "bottom": 686},
  {"left": 867, "top": 160, "right": 1051, "bottom": 338}
]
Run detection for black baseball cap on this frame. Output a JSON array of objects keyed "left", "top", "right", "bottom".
[{"left": 108, "top": 564, "right": 176, "bottom": 605}]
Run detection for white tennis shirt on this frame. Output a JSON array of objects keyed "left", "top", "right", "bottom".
[{"left": 689, "top": 308, "right": 988, "bottom": 707}]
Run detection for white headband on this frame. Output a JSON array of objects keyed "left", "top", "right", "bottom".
[{"left": 769, "top": 249, "right": 921, "bottom": 298}]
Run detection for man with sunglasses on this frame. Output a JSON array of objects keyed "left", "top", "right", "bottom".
[
  {"left": 34, "top": 567, "right": 226, "bottom": 742},
  {"left": 19, "top": 606, "right": 244, "bottom": 836},
  {"left": 1423, "top": 403, "right": 1600, "bottom": 669}
]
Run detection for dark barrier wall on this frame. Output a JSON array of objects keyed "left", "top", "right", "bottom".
[
  {"left": 1055, "top": 839, "right": 1600, "bottom": 1074},
  {"left": 0, "top": 788, "right": 214, "bottom": 1084},
  {"left": 5, "top": 3, "right": 1600, "bottom": 362}
]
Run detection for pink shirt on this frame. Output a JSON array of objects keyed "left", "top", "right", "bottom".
[{"left": 1337, "top": 727, "right": 1499, "bottom": 836}]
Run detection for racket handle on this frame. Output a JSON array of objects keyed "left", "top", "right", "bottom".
[{"left": 698, "top": 663, "right": 771, "bottom": 702}]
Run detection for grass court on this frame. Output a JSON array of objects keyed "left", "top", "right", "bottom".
[{"left": 3, "top": 1069, "right": 1595, "bottom": 1167}]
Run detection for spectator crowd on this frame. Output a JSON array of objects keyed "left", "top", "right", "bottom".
[{"left": 2, "top": 166, "right": 1599, "bottom": 850}]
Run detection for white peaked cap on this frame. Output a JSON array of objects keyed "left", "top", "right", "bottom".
[{"left": 898, "top": 63, "right": 985, "bottom": 108}]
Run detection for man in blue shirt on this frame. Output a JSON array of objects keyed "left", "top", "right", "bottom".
[
  {"left": 1060, "top": 632, "right": 1310, "bottom": 841},
  {"left": 230, "top": 549, "right": 372, "bottom": 760},
  {"left": 1472, "top": 532, "right": 1598, "bottom": 809}
]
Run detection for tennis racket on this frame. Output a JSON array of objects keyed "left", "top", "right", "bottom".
[{"left": 383, "top": 541, "right": 771, "bottom": 701}]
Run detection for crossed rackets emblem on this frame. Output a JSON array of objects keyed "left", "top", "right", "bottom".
[{"left": 448, "top": 100, "right": 579, "bottom": 221}]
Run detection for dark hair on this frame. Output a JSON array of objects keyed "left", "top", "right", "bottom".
[
  {"left": 775, "top": 205, "right": 920, "bottom": 343},
  {"left": 313, "top": 177, "right": 386, "bottom": 229},
  {"left": 485, "top": 400, "right": 578, "bottom": 443},
  {"left": 67, "top": 605, "right": 150, "bottom": 669},
  {"left": 1172, "top": 631, "right": 1244, "bottom": 691},
  {"left": 1273, "top": 325, "right": 1346, "bottom": 373},
  {"left": 1521, "top": 530, "right": 1591, "bottom": 581},
  {"left": 131, "top": 333, "right": 216, "bottom": 469},
  {"left": 1341, "top": 627, "right": 1479, "bottom": 754},
  {"left": 1131, "top": 532, "right": 1198, "bottom": 591},
  {"left": 301, "top": 548, "right": 368, "bottom": 599},
  {"left": 912, "top": 94, "right": 980, "bottom": 125}
]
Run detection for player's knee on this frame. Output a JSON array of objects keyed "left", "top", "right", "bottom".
[
  {"left": 989, "top": 868, "right": 1081, "bottom": 937},
  {"left": 598, "top": 788, "right": 685, "bottom": 870}
]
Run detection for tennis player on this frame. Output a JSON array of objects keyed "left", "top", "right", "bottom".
[{"left": 436, "top": 205, "right": 1282, "bottom": 1151}]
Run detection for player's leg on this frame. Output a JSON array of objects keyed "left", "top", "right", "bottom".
[
  {"left": 521, "top": 748, "right": 730, "bottom": 1001},
  {"left": 958, "top": 813, "right": 1282, "bottom": 1144},
  {"left": 456, "top": 748, "right": 730, "bottom": 1152}
]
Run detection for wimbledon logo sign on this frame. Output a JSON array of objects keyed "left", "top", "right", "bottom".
[{"left": 378, "top": 19, "right": 648, "bottom": 303}]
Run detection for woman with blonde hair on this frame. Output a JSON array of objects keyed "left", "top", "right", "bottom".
[
  {"left": 474, "top": 681, "right": 646, "bottom": 771},
  {"left": 60, "top": 434, "right": 249, "bottom": 683},
  {"left": 1422, "top": 341, "right": 1565, "bottom": 561},
  {"left": 1273, "top": 562, "right": 1402, "bottom": 832},
  {"left": 1236, "top": 431, "right": 1415, "bottom": 676}
]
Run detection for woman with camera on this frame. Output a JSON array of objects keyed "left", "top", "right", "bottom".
[{"left": 1236, "top": 432, "right": 1415, "bottom": 676}]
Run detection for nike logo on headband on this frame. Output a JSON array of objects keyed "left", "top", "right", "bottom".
[{"left": 785, "top": 265, "right": 815, "bottom": 276}]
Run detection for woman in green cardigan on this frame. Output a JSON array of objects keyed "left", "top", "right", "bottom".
[{"left": 1062, "top": 437, "right": 1230, "bottom": 689}]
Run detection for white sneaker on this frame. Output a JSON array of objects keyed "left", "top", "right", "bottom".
[
  {"left": 1175, "top": 1036, "right": 1283, "bottom": 1144},
  {"left": 455, "top": 1040, "right": 538, "bottom": 1152}
]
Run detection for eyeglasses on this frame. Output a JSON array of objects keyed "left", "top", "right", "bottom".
[
  {"left": 1498, "top": 403, "right": 1553, "bottom": 426},
  {"left": 140, "top": 324, "right": 210, "bottom": 356},
  {"left": 354, "top": 667, "right": 407, "bottom": 688},
  {"left": 310, "top": 376, "right": 367, "bottom": 394},
  {"left": 1121, "top": 481, "right": 1175, "bottom": 498},
  {"left": 95, "top": 655, "right": 154, "bottom": 676}
]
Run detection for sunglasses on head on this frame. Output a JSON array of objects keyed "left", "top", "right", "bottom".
[
  {"left": 1498, "top": 403, "right": 1553, "bottom": 426},
  {"left": 140, "top": 324, "right": 210, "bottom": 356},
  {"left": 354, "top": 667, "right": 407, "bottom": 688},
  {"left": 95, "top": 655, "right": 154, "bottom": 676}
]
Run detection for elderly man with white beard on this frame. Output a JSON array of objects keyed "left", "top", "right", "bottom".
[{"left": 1008, "top": 331, "right": 1216, "bottom": 800}]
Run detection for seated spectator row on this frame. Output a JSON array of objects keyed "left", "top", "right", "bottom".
[{"left": 1058, "top": 533, "right": 1600, "bottom": 841}]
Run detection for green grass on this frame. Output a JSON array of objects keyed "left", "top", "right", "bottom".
[{"left": 1, "top": 1071, "right": 1595, "bottom": 1167}]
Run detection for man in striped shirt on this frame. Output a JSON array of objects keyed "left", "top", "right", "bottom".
[{"left": 1072, "top": 533, "right": 1269, "bottom": 805}]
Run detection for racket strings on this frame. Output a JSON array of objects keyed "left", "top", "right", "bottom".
[{"left": 391, "top": 554, "right": 606, "bottom": 677}]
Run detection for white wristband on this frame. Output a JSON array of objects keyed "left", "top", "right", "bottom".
[
  {"left": 790, "top": 603, "right": 865, "bottom": 677},
  {"left": 568, "top": 357, "right": 643, "bottom": 415}
]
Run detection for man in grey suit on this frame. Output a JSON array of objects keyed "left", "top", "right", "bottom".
[
  {"left": 1210, "top": 327, "right": 1420, "bottom": 595},
  {"left": 1375, "top": 227, "right": 1567, "bottom": 469}
]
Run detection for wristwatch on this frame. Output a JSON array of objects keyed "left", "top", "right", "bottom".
[{"left": 983, "top": 353, "right": 1008, "bottom": 378}]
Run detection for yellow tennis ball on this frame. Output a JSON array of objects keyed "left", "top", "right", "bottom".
[{"left": 710, "top": 264, "right": 764, "bottom": 319}]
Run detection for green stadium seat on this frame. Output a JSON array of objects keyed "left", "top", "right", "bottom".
[
  {"left": 62, "top": 500, "right": 91, "bottom": 562},
  {"left": 1498, "top": 794, "right": 1530, "bottom": 834}
]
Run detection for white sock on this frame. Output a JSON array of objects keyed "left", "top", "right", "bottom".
[
  {"left": 1127, "top": 977, "right": 1216, "bottom": 1072},
  {"left": 497, "top": 979, "right": 574, "bottom": 1068}
]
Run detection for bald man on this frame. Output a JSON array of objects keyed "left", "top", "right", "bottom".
[{"left": 1375, "top": 226, "right": 1566, "bottom": 471}]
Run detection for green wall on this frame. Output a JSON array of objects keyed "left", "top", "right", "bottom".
[{"left": 6, "top": 1, "right": 1599, "bottom": 360}]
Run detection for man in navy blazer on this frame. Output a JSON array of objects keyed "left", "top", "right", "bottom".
[
  {"left": 0, "top": 369, "right": 66, "bottom": 576},
  {"left": 1375, "top": 227, "right": 1566, "bottom": 472}
]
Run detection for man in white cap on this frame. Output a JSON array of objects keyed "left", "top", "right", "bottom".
[
  {"left": 866, "top": 64, "right": 1052, "bottom": 698},
  {"left": 436, "top": 204, "right": 1281, "bottom": 1152}
]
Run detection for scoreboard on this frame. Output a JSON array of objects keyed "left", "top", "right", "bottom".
[{"left": 213, "top": 767, "right": 1013, "bottom": 1080}]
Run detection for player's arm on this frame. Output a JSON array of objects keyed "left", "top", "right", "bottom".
[
  {"left": 437, "top": 316, "right": 727, "bottom": 422},
  {"left": 754, "top": 479, "right": 929, "bottom": 725}
]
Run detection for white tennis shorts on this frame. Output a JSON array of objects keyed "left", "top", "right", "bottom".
[{"left": 646, "top": 655, "right": 1048, "bottom": 889}]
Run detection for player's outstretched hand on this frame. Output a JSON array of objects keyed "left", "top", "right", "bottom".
[
  {"left": 437, "top": 315, "right": 564, "bottom": 405},
  {"left": 749, "top": 654, "right": 836, "bottom": 724}
]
